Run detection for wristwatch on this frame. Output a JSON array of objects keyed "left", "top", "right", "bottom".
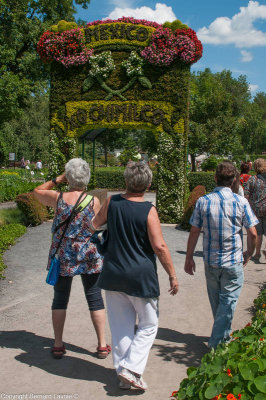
[{"left": 52, "top": 178, "right": 57, "bottom": 185}]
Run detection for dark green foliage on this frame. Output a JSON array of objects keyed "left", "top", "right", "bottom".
[
  {"left": 187, "top": 172, "right": 216, "bottom": 192},
  {"left": 16, "top": 193, "right": 49, "bottom": 226},
  {"left": 0, "top": 223, "right": 27, "bottom": 278}
]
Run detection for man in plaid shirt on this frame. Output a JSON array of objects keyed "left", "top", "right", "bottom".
[{"left": 184, "top": 161, "right": 258, "bottom": 349}]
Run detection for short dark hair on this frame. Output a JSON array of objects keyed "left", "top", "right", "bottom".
[
  {"left": 215, "top": 161, "right": 237, "bottom": 187},
  {"left": 240, "top": 162, "right": 251, "bottom": 174}
]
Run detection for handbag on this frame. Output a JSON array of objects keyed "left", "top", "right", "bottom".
[
  {"left": 46, "top": 192, "right": 93, "bottom": 285},
  {"left": 91, "top": 229, "right": 109, "bottom": 256}
]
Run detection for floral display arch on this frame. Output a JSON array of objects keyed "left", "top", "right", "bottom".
[{"left": 38, "top": 18, "right": 203, "bottom": 223}]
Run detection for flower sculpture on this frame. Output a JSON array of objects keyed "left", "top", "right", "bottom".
[
  {"left": 89, "top": 51, "right": 116, "bottom": 79},
  {"left": 121, "top": 51, "right": 144, "bottom": 77},
  {"left": 83, "top": 51, "right": 152, "bottom": 100},
  {"left": 37, "top": 29, "right": 93, "bottom": 67}
]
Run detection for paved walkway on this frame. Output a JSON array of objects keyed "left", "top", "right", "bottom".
[{"left": 0, "top": 222, "right": 264, "bottom": 399}]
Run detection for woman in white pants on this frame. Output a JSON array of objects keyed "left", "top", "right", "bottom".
[{"left": 91, "top": 161, "right": 178, "bottom": 391}]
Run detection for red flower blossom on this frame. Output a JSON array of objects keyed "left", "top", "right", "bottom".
[
  {"left": 227, "top": 394, "right": 237, "bottom": 400},
  {"left": 170, "top": 390, "right": 178, "bottom": 397},
  {"left": 227, "top": 369, "right": 233, "bottom": 377}
]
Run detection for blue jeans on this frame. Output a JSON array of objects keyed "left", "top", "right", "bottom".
[{"left": 204, "top": 263, "right": 244, "bottom": 349}]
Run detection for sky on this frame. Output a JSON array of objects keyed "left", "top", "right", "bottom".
[{"left": 75, "top": 0, "right": 266, "bottom": 96}]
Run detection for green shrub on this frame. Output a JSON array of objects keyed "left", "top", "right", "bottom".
[
  {"left": 0, "top": 223, "right": 27, "bottom": 278},
  {"left": 95, "top": 167, "right": 158, "bottom": 190},
  {"left": 171, "top": 289, "right": 266, "bottom": 400},
  {"left": 16, "top": 193, "right": 49, "bottom": 226},
  {"left": 201, "top": 156, "right": 224, "bottom": 171},
  {"left": 188, "top": 172, "right": 216, "bottom": 192},
  {"left": 180, "top": 185, "right": 206, "bottom": 230},
  {"left": 0, "top": 208, "right": 26, "bottom": 225},
  {"left": 0, "top": 175, "right": 40, "bottom": 202}
]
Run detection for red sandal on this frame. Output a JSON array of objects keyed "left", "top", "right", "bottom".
[
  {"left": 97, "top": 344, "right": 111, "bottom": 359},
  {"left": 51, "top": 344, "right": 66, "bottom": 359}
]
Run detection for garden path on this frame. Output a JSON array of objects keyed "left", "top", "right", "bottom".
[{"left": 0, "top": 220, "right": 264, "bottom": 399}]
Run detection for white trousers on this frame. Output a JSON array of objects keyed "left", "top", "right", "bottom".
[{"left": 105, "top": 290, "right": 159, "bottom": 375}]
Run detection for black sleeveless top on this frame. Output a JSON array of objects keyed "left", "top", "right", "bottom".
[{"left": 98, "top": 194, "right": 160, "bottom": 298}]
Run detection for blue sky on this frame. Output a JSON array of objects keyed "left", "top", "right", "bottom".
[{"left": 75, "top": 0, "right": 266, "bottom": 96}]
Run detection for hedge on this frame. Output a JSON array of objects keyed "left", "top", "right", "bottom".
[
  {"left": 94, "top": 169, "right": 214, "bottom": 192},
  {"left": 94, "top": 167, "right": 158, "bottom": 190},
  {"left": 0, "top": 224, "right": 27, "bottom": 278},
  {"left": 187, "top": 172, "right": 215, "bottom": 192}
]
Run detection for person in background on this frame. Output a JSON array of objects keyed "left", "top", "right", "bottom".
[
  {"left": 91, "top": 161, "right": 178, "bottom": 391},
  {"left": 20, "top": 157, "right": 25, "bottom": 169},
  {"left": 184, "top": 161, "right": 258, "bottom": 349},
  {"left": 33, "top": 158, "right": 110, "bottom": 360},
  {"left": 36, "top": 160, "right": 43, "bottom": 170},
  {"left": 244, "top": 158, "right": 266, "bottom": 262},
  {"left": 240, "top": 162, "right": 252, "bottom": 187}
]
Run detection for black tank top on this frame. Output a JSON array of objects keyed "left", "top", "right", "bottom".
[{"left": 98, "top": 194, "right": 160, "bottom": 298}]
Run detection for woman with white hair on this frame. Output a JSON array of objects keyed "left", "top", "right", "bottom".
[
  {"left": 34, "top": 158, "right": 110, "bottom": 360},
  {"left": 91, "top": 161, "right": 178, "bottom": 391}
]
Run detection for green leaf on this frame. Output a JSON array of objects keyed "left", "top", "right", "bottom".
[
  {"left": 254, "top": 394, "right": 266, "bottom": 400},
  {"left": 254, "top": 376, "right": 266, "bottom": 393},
  {"left": 238, "top": 362, "right": 258, "bottom": 380},
  {"left": 177, "top": 388, "right": 187, "bottom": 400},
  {"left": 186, "top": 384, "right": 195, "bottom": 397},
  {"left": 83, "top": 76, "right": 94, "bottom": 91},
  {"left": 138, "top": 76, "right": 152, "bottom": 89},
  {"left": 253, "top": 359, "right": 265, "bottom": 372},
  {"left": 205, "top": 382, "right": 224, "bottom": 399},
  {"left": 187, "top": 366, "right": 197, "bottom": 376},
  {"left": 242, "top": 335, "right": 256, "bottom": 343}
]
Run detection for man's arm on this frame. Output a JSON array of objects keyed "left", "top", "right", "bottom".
[
  {"left": 184, "top": 226, "right": 201, "bottom": 275},
  {"left": 243, "top": 226, "right": 257, "bottom": 266}
]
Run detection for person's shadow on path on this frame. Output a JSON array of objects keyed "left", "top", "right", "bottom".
[
  {"left": 155, "top": 328, "right": 209, "bottom": 366},
  {"left": 0, "top": 330, "right": 143, "bottom": 397}
]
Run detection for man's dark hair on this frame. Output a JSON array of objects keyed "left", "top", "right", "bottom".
[
  {"left": 215, "top": 161, "right": 237, "bottom": 187},
  {"left": 240, "top": 162, "right": 251, "bottom": 174}
]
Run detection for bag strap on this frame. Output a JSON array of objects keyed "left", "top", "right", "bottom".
[
  {"left": 53, "top": 191, "right": 85, "bottom": 254},
  {"left": 75, "top": 194, "right": 93, "bottom": 213}
]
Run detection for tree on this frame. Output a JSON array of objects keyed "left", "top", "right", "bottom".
[
  {"left": 0, "top": 0, "right": 90, "bottom": 124},
  {"left": 189, "top": 69, "right": 250, "bottom": 170},
  {"left": 0, "top": 94, "right": 50, "bottom": 164},
  {"left": 239, "top": 97, "right": 266, "bottom": 155}
]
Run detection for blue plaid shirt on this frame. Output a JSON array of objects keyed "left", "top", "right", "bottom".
[{"left": 190, "top": 187, "right": 259, "bottom": 268}]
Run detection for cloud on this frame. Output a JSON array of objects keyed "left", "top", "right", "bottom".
[
  {"left": 197, "top": 1, "right": 266, "bottom": 48},
  {"left": 105, "top": 2, "right": 176, "bottom": 24},
  {"left": 249, "top": 84, "right": 259, "bottom": 92},
  {"left": 240, "top": 50, "right": 253, "bottom": 62}
]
